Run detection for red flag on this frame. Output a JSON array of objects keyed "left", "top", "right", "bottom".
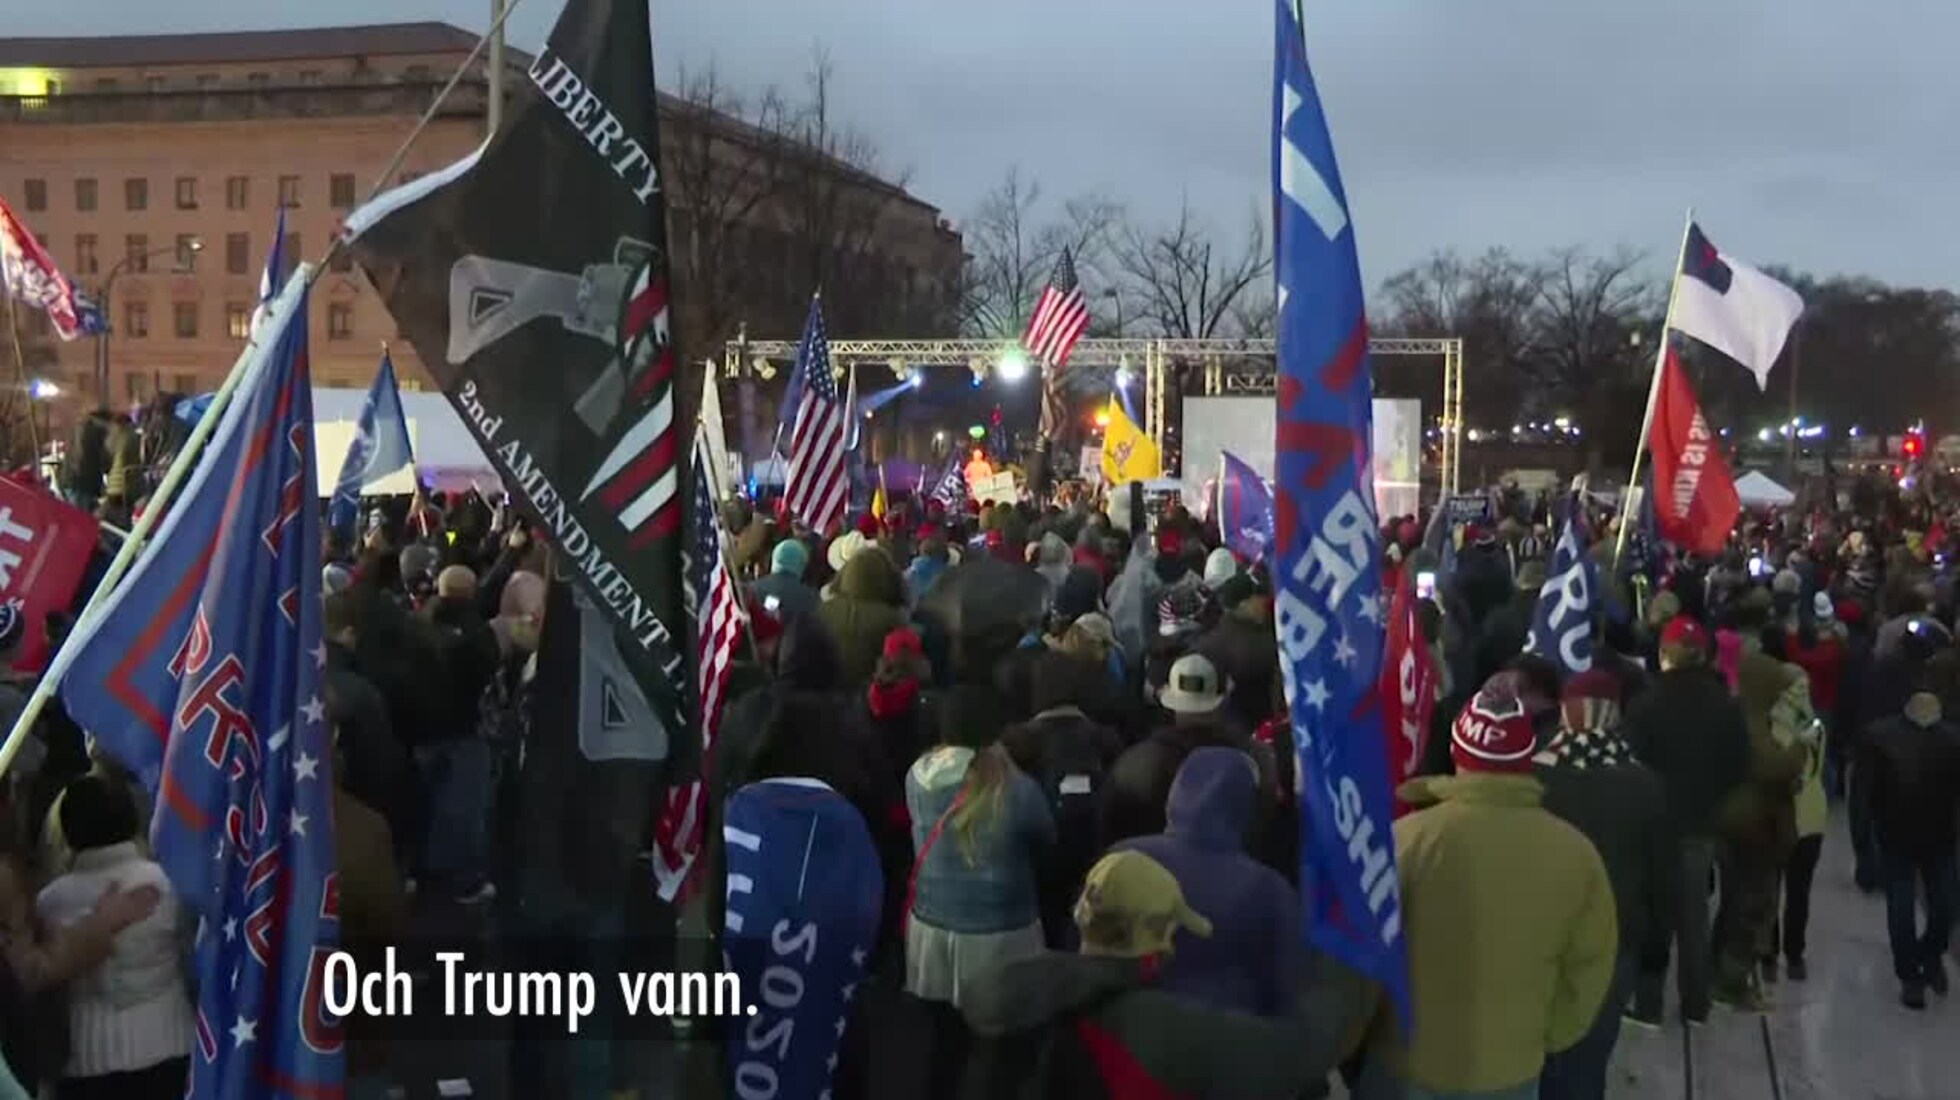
[
  {"left": 1379, "top": 569, "right": 1438, "bottom": 818},
  {"left": 1648, "top": 346, "right": 1740, "bottom": 556},
  {"left": 0, "top": 477, "right": 100, "bottom": 674}
]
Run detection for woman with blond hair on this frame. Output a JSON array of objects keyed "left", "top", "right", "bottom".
[{"left": 903, "top": 719, "right": 1054, "bottom": 1097}]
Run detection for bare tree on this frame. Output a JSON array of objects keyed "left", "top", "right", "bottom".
[
  {"left": 1526, "top": 247, "right": 1659, "bottom": 466},
  {"left": 660, "top": 63, "right": 796, "bottom": 356},
  {"left": 1110, "top": 201, "right": 1271, "bottom": 339},
  {"left": 1374, "top": 248, "right": 1543, "bottom": 419},
  {"left": 958, "top": 168, "right": 1119, "bottom": 339}
]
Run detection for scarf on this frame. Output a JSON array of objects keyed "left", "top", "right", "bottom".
[{"left": 1538, "top": 698, "right": 1632, "bottom": 771}]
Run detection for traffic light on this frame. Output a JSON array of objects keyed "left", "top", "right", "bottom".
[{"left": 1904, "top": 431, "right": 1925, "bottom": 459}]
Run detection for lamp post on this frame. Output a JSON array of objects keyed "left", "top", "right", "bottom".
[{"left": 95, "top": 238, "right": 200, "bottom": 408}]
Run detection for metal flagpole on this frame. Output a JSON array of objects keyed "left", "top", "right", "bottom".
[
  {"left": 1611, "top": 209, "right": 1696, "bottom": 571},
  {"left": 488, "top": 0, "right": 508, "bottom": 137}
]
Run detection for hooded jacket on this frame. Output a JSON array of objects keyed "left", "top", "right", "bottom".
[
  {"left": 1385, "top": 773, "right": 1617, "bottom": 1094},
  {"left": 1623, "top": 665, "right": 1751, "bottom": 838},
  {"left": 1101, "top": 716, "right": 1272, "bottom": 849},
  {"left": 960, "top": 951, "right": 1365, "bottom": 1100},
  {"left": 1114, "top": 748, "right": 1301, "bottom": 1017},
  {"left": 1723, "top": 652, "right": 1810, "bottom": 854},
  {"left": 1535, "top": 744, "right": 1675, "bottom": 964},
  {"left": 1859, "top": 696, "right": 1960, "bottom": 860},
  {"left": 817, "top": 548, "right": 909, "bottom": 686}
]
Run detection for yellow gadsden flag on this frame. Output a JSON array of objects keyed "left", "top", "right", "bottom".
[
  {"left": 871, "top": 466, "right": 889, "bottom": 519},
  {"left": 1101, "top": 399, "right": 1162, "bottom": 484}
]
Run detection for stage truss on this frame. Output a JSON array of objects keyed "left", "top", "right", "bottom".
[{"left": 724, "top": 335, "right": 1466, "bottom": 495}]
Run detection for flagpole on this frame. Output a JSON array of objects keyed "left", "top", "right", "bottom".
[
  {"left": 0, "top": 267, "right": 311, "bottom": 780},
  {"left": 1612, "top": 208, "right": 1695, "bottom": 571}
]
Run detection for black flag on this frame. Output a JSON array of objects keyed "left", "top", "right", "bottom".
[{"left": 347, "top": 0, "right": 687, "bottom": 737}]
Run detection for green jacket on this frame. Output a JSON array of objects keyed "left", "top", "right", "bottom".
[
  {"left": 1722, "top": 653, "right": 1809, "bottom": 855},
  {"left": 1382, "top": 774, "right": 1618, "bottom": 1093}
]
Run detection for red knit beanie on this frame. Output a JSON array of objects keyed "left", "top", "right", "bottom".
[{"left": 1451, "top": 681, "right": 1538, "bottom": 774}]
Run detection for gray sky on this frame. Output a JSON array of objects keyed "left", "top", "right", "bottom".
[{"left": 23, "top": 0, "right": 1958, "bottom": 290}]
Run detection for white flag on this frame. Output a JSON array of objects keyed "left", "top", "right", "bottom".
[{"left": 1671, "top": 222, "right": 1804, "bottom": 390}]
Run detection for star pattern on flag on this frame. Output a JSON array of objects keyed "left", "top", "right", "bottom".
[
  {"left": 301, "top": 695, "right": 325, "bottom": 725},
  {"left": 1333, "top": 634, "right": 1357, "bottom": 668},
  {"left": 1303, "top": 679, "right": 1331, "bottom": 710},
  {"left": 1357, "top": 594, "right": 1384, "bottom": 624},
  {"left": 293, "top": 753, "right": 318, "bottom": 782},
  {"left": 230, "top": 1016, "right": 257, "bottom": 1047}
]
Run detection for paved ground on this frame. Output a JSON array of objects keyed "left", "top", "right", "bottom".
[{"left": 378, "top": 816, "right": 1952, "bottom": 1098}]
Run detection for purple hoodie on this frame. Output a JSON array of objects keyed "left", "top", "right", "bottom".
[{"left": 1114, "top": 746, "right": 1302, "bottom": 1017}]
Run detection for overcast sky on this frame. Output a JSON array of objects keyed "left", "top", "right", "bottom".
[{"left": 21, "top": 0, "right": 1958, "bottom": 291}]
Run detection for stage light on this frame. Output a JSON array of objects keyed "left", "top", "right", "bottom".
[
  {"left": 1115, "top": 365, "right": 1134, "bottom": 387},
  {"left": 1093, "top": 410, "right": 1112, "bottom": 429},
  {"left": 29, "top": 380, "right": 59, "bottom": 400},
  {"left": 995, "top": 349, "right": 1030, "bottom": 383}
]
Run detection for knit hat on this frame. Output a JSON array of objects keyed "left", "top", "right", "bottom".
[
  {"left": 854, "top": 513, "right": 880, "bottom": 538},
  {"left": 1052, "top": 566, "right": 1104, "bottom": 623},
  {"left": 321, "top": 564, "right": 354, "bottom": 596},
  {"left": 1073, "top": 850, "right": 1213, "bottom": 956},
  {"left": 1812, "top": 592, "right": 1834, "bottom": 622},
  {"left": 1559, "top": 669, "right": 1623, "bottom": 737},
  {"left": 1202, "top": 547, "right": 1240, "bottom": 589},
  {"left": 1158, "top": 585, "right": 1206, "bottom": 638},
  {"left": 770, "top": 538, "right": 810, "bottom": 578},
  {"left": 882, "top": 626, "right": 923, "bottom": 663},
  {"left": 1450, "top": 679, "right": 1538, "bottom": 773},
  {"left": 1772, "top": 569, "right": 1803, "bottom": 597}
]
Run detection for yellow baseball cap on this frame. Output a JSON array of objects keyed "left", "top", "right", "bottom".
[{"left": 1073, "top": 851, "right": 1213, "bottom": 956}]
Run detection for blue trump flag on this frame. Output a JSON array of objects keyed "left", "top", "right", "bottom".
[
  {"left": 57, "top": 278, "right": 341, "bottom": 1098},
  {"left": 1219, "top": 450, "right": 1274, "bottom": 562},
  {"left": 722, "top": 778, "right": 882, "bottom": 1100},
  {"left": 1271, "top": 0, "right": 1410, "bottom": 1026},
  {"left": 327, "top": 350, "right": 415, "bottom": 536},
  {"left": 1526, "top": 507, "right": 1598, "bottom": 675},
  {"left": 250, "top": 205, "right": 288, "bottom": 339}
]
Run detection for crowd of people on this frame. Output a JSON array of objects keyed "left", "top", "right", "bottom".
[{"left": 0, "top": 460, "right": 1954, "bottom": 1099}]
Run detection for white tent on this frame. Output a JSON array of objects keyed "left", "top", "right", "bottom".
[
  {"left": 311, "top": 388, "right": 498, "bottom": 496},
  {"left": 1734, "top": 470, "right": 1795, "bottom": 508}
]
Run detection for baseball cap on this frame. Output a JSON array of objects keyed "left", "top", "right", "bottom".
[
  {"left": 1160, "top": 653, "right": 1227, "bottom": 715},
  {"left": 1073, "top": 850, "right": 1213, "bottom": 956},
  {"left": 1660, "top": 615, "right": 1709, "bottom": 651}
]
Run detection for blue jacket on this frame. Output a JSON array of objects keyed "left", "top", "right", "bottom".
[
  {"left": 907, "top": 747, "right": 1055, "bottom": 934},
  {"left": 1116, "top": 746, "right": 1301, "bottom": 1017}
]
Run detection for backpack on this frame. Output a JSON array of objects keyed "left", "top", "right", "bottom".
[{"left": 1011, "top": 991, "right": 1187, "bottom": 1100}]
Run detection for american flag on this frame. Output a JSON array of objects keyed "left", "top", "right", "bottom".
[
  {"left": 249, "top": 205, "right": 288, "bottom": 340},
  {"left": 54, "top": 274, "right": 342, "bottom": 1099},
  {"left": 651, "top": 429, "right": 745, "bottom": 901},
  {"left": 1023, "top": 248, "right": 1091, "bottom": 436},
  {"left": 782, "top": 297, "right": 848, "bottom": 536}
]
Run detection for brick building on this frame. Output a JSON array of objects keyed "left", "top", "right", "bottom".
[{"left": 0, "top": 22, "right": 964, "bottom": 442}]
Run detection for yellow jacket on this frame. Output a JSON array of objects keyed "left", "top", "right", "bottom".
[{"left": 1382, "top": 773, "right": 1618, "bottom": 1093}]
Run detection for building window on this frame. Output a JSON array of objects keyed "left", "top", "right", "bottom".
[
  {"left": 330, "top": 173, "right": 357, "bottom": 209},
  {"left": 403, "top": 65, "right": 432, "bottom": 82},
  {"left": 125, "top": 373, "right": 151, "bottom": 402},
  {"left": 398, "top": 377, "right": 424, "bottom": 392},
  {"left": 196, "top": 74, "right": 218, "bottom": 88},
  {"left": 74, "top": 235, "right": 98, "bottom": 276},
  {"left": 173, "top": 372, "right": 196, "bottom": 394},
  {"left": 145, "top": 75, "right": 166, "bottom": 92},
  {"left": 124, "top": 301, "right": 149, "bottom": 339},
  {"left": 23, "top": 180, "right": 45, "bottom": 212},
  {"left": 226, "top": 304, "right": 251, "bottom": 339},
  {"left": 124, "top": 177, "right": 147, "bottom": 211},
  {"left": 299, "top": 70, "right": 322, "bottom": 86},
  {"left": 277, "top": 176, "right": 301, "bottom": 208},
  {"left": 328, "top": 304, "right": 354, "bottom": 340},
  {"left": 173, "top": 302, "right": 198, "bottom": 339},
  {"left": 94, "top": 78, "right": 119, "bottom": 92},
  {"left": 174, "top": 176, "right": 197, "bottom": 209},
  {"left": 125, "top": 234, "right": 149, "bottom": 272},
  {"left": 74, "top": 178, "right": 97, "bottom": 212},
  {"left": 226, "top": 176, "right": 249, "bottom": 210},
  {"left": 247, "top": 72, "right": 270, "bottom": 87},
  {"left": 282, "top": 234, "right": 301, "bottom": 279},
  {"left": 175, "top": 234, "right": 199, "bottom": 272},
  {"left": 225, "top": 233, "right": 250, "bottom": 276}
]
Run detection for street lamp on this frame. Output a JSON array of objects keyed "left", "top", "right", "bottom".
[{"left": 96, "top": 238, "right": 201, "bottom": 407}]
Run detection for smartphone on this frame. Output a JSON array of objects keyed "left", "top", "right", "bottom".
[
  {"left": 1748, "top": 555, "right": 1768, "bottom": 579},
  {"left": 1416, "top": 570, "right": 1437, "bottom": 601}
]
